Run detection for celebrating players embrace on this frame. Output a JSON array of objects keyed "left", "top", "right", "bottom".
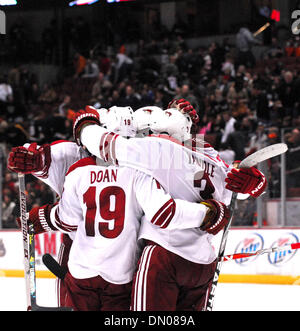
[{"left": 8, "top": 99, "right": 266, "bottom": 311}]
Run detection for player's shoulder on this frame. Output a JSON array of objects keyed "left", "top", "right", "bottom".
[
  {"left": 66, "top": 156, "right": 97, "bottom": 176},
  {"left": 147, "top": 134, "right": 184, "bottom": 146},
  {"left": 50, "top": 140, "right": 79, "bottom": 153}
]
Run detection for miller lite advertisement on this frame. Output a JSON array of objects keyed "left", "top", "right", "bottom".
[{"left": 1, "top": 228, "right": 300, "bottom": 282}]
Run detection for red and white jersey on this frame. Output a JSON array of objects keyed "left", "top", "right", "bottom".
[
  {"left": 27, "top": 140, "right": 90, "bottom": 196},
  {"left": 81, "top": 125, "right": 233, "bottom": 264},
  {"left": 26, "top": 140, "right": 92, "bottom": 242},
  {"left": 48, "top": 156, "right": 209, "bottom": 283}
]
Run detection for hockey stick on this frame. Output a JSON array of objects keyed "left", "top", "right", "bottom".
[
  {"left": 42, "top": 254, "right": 68, "bottom": 280},
  {"left": 205, "top": 143, "right": 288, "bottom": 311},
  {"left": 18, "top": 174, "right": 73, "bottom": 311},
  {"left": 221, "top": 242, "right": 300, "bottom": 262},
  {"left": 253, "top": 22, "right": 270, "bottom": 37}
]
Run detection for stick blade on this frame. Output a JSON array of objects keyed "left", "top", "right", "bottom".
[
  {"left": 42, "top": 254, "right": 67, "bottom": 280},
  {"left": 240, "top": 143, "right": 288, "bottom": 168},
  {"left": 30, "top": 303, "right": 73, "bottom": 311}
]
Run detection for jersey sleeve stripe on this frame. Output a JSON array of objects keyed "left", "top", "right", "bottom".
[
  {"left": 150, "top": 199, "right": 176, "bottom": 228},
  {"left": 105, "top": 132, "right": 118, "bottom": 164},
  {"left": 111, "top": 133, "right": 119, "bottom": 165},
  {"left": 159, "top": 203, "right": 176, "bottom": 229},
  {"left": 54, "top": 208, "right": 78, "bottom": 232},
  {"left": 99, "top": 132, "right": 109, "bottom": 161},
  {"left": 99, "top": 132, "right": 119, "bottom": 163}
]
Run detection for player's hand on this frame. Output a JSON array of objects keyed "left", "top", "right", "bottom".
[
  {"left": 73, "top": 106, "right": 100, "bottom": 146},
  {"left": 199, "top": 199, "right": 230, "bottom": 235},
  {"left": 225, "top": 167, "right": 267, "bottom": 198},
  {"left": 167, "top": 98, "right": 199, "bottom": 124},
  {"left": 8, "top": 143, "right": 51, "bottom": 176},
  {"left": 16, "top": 204, "right": 57, "bottom": 235}
]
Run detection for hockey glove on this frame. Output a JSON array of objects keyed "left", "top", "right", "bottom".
[
  {"left": 168, "top": 98, "right": 199, "bottom": 124},
  {"left": 200, "top": 199, "right": 230, "bottom": 235},
  {"left": 8, "top": 142, "right": 51, "bottom": 177},
  {"left": 225, "top": 167, "right": 267, "bottom": 198},
  {"left": 16, "top": 204, "right": 57, "bottom": 235},
  {"left": 73, "top": 106, "right": 100, "bottom": 146}
]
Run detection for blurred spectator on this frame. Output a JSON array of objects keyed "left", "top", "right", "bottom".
[
  {"left": 2, "top": 192, "right": 17, "bottom": 228},
  {"left": 82, "top": 59, "right": 100, "bottom": 79},
  {"left": 119, "top": 85, "right": 141, "bottom": 110},
  {"left": 236, "top": 25, "right": 261, "bottom": 67},
  {"left": 115, "top": 46, "right": 133, "bottom": 83},
  {"left": 221, "top": 111, "right": 236, "bottom": 144},
  {"left": 277, "top": 71, "right": 300, "bottom": 118},
  {"left": 0, "top": 75, "right": 13, "bottom": 113},
  {"left": 38, "top": 84, "right": 57, "bottom": 104},
  {"left": 251, "top": 79, "right": 270, "bottom": 123},
  {"left": 286, "top": 128, "right": 300, "bottom": 191},
  {"left": 91, "top": 72, "right": 113, "bottom": 105},
  {"left": 221, "top": 55, "right": 235, "bottom": 77},
  {"left": 247, "top": 122, "right": 268, "bottom": 155},
  {"left": 265, "top": 37, "right": 284, "bottom": 59},
  {"left": 58, "top": 95, "right": 71, "bottom": 117},
  {"left": 224, "top": 120, "right": 246, "bottom": 161},
  {"left": 73, "top": 52, "right": 87, "bottom": 78}
]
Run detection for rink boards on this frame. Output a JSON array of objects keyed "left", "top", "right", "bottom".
[{"left": 0, "top": 229, "right": 300, "bottom": 285}]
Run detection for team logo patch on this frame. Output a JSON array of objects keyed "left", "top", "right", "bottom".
[
  {"left": 268, "top": 233, "right": 299, "bottom": 266},
  {"left": 234, "top": 233, "right": 264, "bottom": 265}
]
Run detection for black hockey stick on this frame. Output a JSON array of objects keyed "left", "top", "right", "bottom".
[
  {"left": 205, "top": 143, "right": 288, "bottom": 311},
  {"left": 18, "top": 174, "right": 73, "bottom": 311},
  {"left": 42, "top": 253, "right": 68, "bottom": 280}
]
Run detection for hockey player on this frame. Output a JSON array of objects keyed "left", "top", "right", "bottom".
[
  {"left": 8, "top": 106, "right": 136, "bottom": 307},
  {"left": 73, "top": 102, "right": 267, "bottom": 310},
  {"left": 12, "top": 111, "right": 230, "bottom": 311}
]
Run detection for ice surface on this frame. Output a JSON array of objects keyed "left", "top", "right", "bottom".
[{"left": 0, "top": 277, "right": 299, "bottom": 311}]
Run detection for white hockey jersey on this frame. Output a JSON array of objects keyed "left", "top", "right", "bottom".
[
  {"left": 28, "top": 140, "right": 90, "bottom": 241},
  {"left": 48, "top": 156, "right": 209, "bottom": 283},
  {"left": 81, "top": 126, "right": 233, "bottom": 264}
]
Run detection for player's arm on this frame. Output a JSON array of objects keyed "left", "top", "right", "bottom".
[
  {"left": 16, "top": 164, "right": 82, "bottom": 235},
  {"left": 8, "top": 141, "right": 82, "bottom": 195},
  {"left": 77, "top": 108, "right": 160, "bottom": 175},
  {"left": 135, "top": 173, "right": 229, "bottom": 235}
]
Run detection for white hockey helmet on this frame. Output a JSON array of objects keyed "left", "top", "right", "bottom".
[
  {"left": 133, "top": 106, "right": 163, "bottom": 136},
  {"left": 103, "top": 106, "right": 137, "bottom": 137},
  {"left": 150, "top": 107, "right": 192, "bottom": 142}
]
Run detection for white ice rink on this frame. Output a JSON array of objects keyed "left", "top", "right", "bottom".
[{"left": 0, "top": 277, "right": 299, "bottom": 311}]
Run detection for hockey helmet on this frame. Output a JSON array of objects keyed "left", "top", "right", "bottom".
[
  {"left": 150, "top": 107, "right": 192, "bottom": 142},
  {"left": 103, "top": 106, "right": 137, "bottom": 138},
  {"left": 133, "top": 106, "right": 163, "bottom": 136}
]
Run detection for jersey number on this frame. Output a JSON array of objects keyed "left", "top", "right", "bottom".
[
  {"left": 194, "top": 172, "right": 215, "bottom": 200},
  {"left": 83, "top": 186, "right": 126, "bottom": 238}
]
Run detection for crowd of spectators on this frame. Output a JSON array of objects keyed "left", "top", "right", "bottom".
[{"left": 1, "top": 16, "right": 300, "bottom": 228}]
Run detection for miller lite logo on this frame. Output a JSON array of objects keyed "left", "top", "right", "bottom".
[
  {"left": 234, "top": 233, "right": 264, "bottom": 265},
  {"left": 268, "top": 233, "right": 299, "bottom": 266}
]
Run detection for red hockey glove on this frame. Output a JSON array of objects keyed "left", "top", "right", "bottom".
[
  {"left": 168, "top": 98, "right": 199, "bottom": 124},
  {"left": 8, "top": 143, "right": 51, "bottom": 177},
  {"left": 16, "top": 204, "right": 57, "bottom": 235},
  {"left": 73, "top": 106, "right": 100, "bottom": 146},
  {"left": 200, "top": 199, "right": 230, "bottom": 235},
  {"left": 225, "top": 167, "right": 267, "bottom": 198}
]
